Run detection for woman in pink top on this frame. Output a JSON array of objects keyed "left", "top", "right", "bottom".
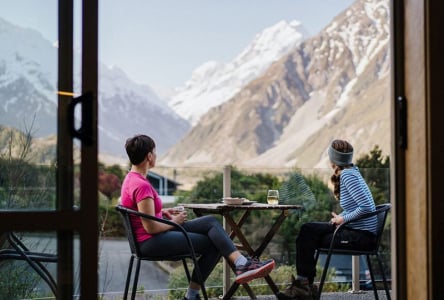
[{"left": 120, "top": 134, "right": 275, "bottom": 300}]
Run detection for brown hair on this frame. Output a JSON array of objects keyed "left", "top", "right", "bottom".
[
  {"left": 125, "top": 134, "right": 156, "bottom": 165},
  {"left": 330, "top": 140, "right": 354, "bottom": 200}
]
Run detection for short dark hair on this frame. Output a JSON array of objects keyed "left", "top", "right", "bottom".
[{"left": 125, "top": 134, "right": 156, "bottom": 165}]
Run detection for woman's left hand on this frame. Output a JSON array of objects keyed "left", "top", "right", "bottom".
[{"left": 330, "top": 212, "right": 344, "bottom": 225}]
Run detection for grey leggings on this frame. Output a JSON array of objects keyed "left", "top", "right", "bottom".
[{"left": 139, "top": 215, "right": 237, "bottom": 283}]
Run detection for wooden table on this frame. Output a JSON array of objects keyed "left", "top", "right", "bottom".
[{"left": 181, "top": 202, "right": 303, "bottom": 299}]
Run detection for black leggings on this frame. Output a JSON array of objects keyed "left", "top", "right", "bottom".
[
  {"left": 296, "top": 222, "right": 376, "bottom": 284},
  {"left": 139, "top": 215, "right": 237, "bottom": 283}
]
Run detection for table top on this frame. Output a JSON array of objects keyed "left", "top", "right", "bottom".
[{"left": 180, "top": 202, "right": 303, "bottom": 212}]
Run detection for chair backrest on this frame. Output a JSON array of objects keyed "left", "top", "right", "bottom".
[
  {"left": 373, "top": 203, "right": 391, "bottom": 252},
  {"left": 115, "top": 205, "right": 140, "bottom": 257},
  {"left": 115, "top": 206, "right": 208, "bottom": 299},
  {"left": 115, "top": 205, "right": 203, "bottom": 262}
]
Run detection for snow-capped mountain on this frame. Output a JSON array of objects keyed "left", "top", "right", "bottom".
[
  {"left": 250, "top": 0, "right": 391, "bottom": 169},
  {"left": 160, "top": 0, "right": 391, "bottom": 168},
  {"left": 0, "top": 18, "right": 57, "bottom": 102},
  {"left": 169, "top": 20, "right": 308, "bottom": 125},
  {"left": 0, "top": 17, "right": 189, "bottom": 158},
  {"left": 2, "top": 0, "right": 391, "bottom": 169},
  {"left": 97, "top": 64, "right": 189, "bottom": 157},
  {"left": 0, "top": 18, "right": 58, "bottom": 136}
]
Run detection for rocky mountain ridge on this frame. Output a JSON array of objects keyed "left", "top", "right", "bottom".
[
  {"left": 159, "top": 0, "right": 391, "bottom": 169},
  {"left": 1, "top": 0, "right": 391, "bottom": 170}
]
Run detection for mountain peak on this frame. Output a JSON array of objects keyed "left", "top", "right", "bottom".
[{"left": 169, "top": 19, "right": 308, "bottom": 125}]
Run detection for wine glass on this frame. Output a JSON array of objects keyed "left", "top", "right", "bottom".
[{"left": 267, "top": 190, "right": 279, "bottom": 205}]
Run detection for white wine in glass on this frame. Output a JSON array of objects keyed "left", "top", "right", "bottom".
[{"left": 267, "top": 190, "right": 279, "bottom": 205}]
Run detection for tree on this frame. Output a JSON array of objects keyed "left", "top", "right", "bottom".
[
  {"left": 98, "top": 162, "right": 125, "bottom": 182},
  {"left": 355, "top": 145, "right": 391, "bottom": 276},
  {"left": 277, "top": 172, "right": 333, "bottom": 264},
  {"left": 0, "top": 126, "right": 55, "bottom": 209},
  {"left": 180, "top": 166, "right": 279, "bottom": 204},
  {"left": 0, "top": 125, "right": 55, "bottom": 298},
  {"left": 98, "top": 170, "right": 121, "bottom": 201},
  {"left": 97, "top": 165, "right": 123, "bottom": 241},
  {"left": 173, "top": 148, "right": 391, "bottom": 270},
  {"left": 355, "top": 145, "right": 390, "bottom": 205}
]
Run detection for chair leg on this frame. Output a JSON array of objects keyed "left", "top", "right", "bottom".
[
  {"left": 182, "top": 258, "right": 191, "bottom": 282},
  {"left": 13, "top": 254, "right": 58, "bottom": 296},
  {"left": 7, "top": 233, "right": 58, "bottom": 297},
  {"left": 131, "top": 258, "right": 141, "bottom": 300},
  {"left": 34, "top": 261, "right": 57, "bottom": 296},
  {"left": 376, "top": 254, "right": 391, "bottom": 300},
  {"left": 201, "top": 284, "right": 208, "bottom": 300},
  {"left": 317, "top": 252, "right": 333, "bottom": 300},
  {"left": 366, "top": 255, "right": 379, "bottom": 300},
  {"left": 314, "top": 250, "right": 320, "bottom": 265},
  {"left": 183, "top": 258, "right": 208, "bottom": 300},
  {"left": 123, "top": 256, "right": 134, "bottom": 300}
]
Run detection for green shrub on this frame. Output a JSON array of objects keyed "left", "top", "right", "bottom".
[{"left": 0, "top": 261, "right": 42, "bottom": 299}]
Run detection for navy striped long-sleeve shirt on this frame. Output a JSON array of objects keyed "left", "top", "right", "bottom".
[{"left": 339, "top": 166, "right": 377, "bottom": 235}]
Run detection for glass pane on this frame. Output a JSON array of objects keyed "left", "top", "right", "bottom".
[
  {"left": 0, "top": 2, "right": 58, "bottom": 210},
  {"left": 96, "top": 1, "right": 392, "bottom": 297},
  {"left": 0, "top": 231, "right": 83, "bottom": 298},
  {"left": 0, "top": 231, "right": 57, "bottom": 298}
]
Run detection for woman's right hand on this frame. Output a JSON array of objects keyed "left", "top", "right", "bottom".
[
  {"left": 172, "top": 210, "right": 187, "bottom": 225},
  {"left": 330, "top": 212, "right": 344, "bottom": 225}
]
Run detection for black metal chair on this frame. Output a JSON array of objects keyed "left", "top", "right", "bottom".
[
  {"left": 115, "top": 205, "right": 208, "bottom": 300},
  {"left": 0, "top": 231, "right": 58, "bottom": 296},
  {"left": 314, "top": 203, "right": 391, "bottom": 300}
]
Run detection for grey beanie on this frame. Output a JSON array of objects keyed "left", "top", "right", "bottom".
[{"left": 328, "top": 144, "right": 353, "bottom": 166}]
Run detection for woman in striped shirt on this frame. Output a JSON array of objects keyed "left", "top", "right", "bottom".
[{"left": 278, "top": 139, "right": 377, "bottom": 300}]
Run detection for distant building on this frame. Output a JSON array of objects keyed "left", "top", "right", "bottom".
[{"left": 147, "top": 171, "right": 179, "bottom": 196}]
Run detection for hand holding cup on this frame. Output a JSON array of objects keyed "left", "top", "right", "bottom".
[{"left": 173, "top": 206, "right": 185, "bottom": 215}]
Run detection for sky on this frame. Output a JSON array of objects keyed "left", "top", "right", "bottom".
[{"left": 0, "top": 0, "right": 355, "bottom": 92}]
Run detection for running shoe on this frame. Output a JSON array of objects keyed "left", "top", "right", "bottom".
[{"left": 235, "top": 257, "right": 275, "bottom": 284}]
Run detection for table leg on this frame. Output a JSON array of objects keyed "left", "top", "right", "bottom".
[
  {"left": 253, "top": 210, "right": 289, "bottom": 296},
  {"left": 223, "top": 211, "right": 255, "bottom": 255},
  {"left": 228, "top": 210, "right": 250, "bottom": 239},
  {"left": 263, "top": 274, "right": 279, "bottom": 295},
  {"left": 255, "top": 210, "right": 288, "bottom": 256},
  {"left": 222, "top": 210, "right": 289, "bottom": 297},
  {"left": 190, "top": 207, "right": 292, "bottom": 298}
]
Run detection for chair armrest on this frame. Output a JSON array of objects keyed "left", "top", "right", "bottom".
[
  {"left": 6, "top": 232, "right": 57, "bottom": 261},
  {"left": 8, "top": 232, "right": 30, "bottom": 251},
  {"left": 326, "top": 204, "right": 390, "bottom": 252},
  {"left": 115, "top": 205, "right": 198, "bottom": 258},
  {"left": 116, "top": 205, "right": 185, "bottom": 232},
  {"left": 0, "top": 249, "right": 57, "bottom": 262},
  {"left": 341, "top": 209, "right": 381, "bottom": 226}
]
